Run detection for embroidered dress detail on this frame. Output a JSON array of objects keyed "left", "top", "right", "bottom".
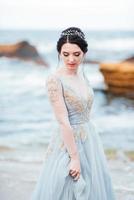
[{"left": 31, "top": 75, "right": 116, "bottom": 200}]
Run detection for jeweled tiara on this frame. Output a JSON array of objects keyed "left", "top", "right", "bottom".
[{"left": 61, "top": 30, "right": 85, "bottom": 40}]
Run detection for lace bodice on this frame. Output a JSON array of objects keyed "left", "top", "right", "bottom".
[
  {"left": 59, "top": 77, "right": 94, "bottom": 125},
  {"left": 46, "top": 75, "right": 94, "bottom": 125},
  {"left": 45, "top": 74, "right": 95, "bottom": 158}
]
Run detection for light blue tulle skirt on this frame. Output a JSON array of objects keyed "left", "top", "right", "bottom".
[{"left": 31, "top": 119, "right": 116, "bottom": 200}]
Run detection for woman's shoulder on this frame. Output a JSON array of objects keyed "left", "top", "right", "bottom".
[
  {"left": 45, "top": 73, "right": 62, "bottom": 89},
  {"left": 46, "top": 71, "right": 61, "bottom": 80}
]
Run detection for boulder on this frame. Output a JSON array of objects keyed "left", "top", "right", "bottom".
[
  {"left": 99, "top": 61, "right": 134, "bottom": 98},
  {"left": 123, "top": 56, "right": 134, "bottom": 63},
  {"left": 0, "top": 41, "right": 49, "bottom": 67}
]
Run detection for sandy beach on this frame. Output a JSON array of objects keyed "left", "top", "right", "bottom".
[{"left": 0, "top": 150, "right": 134, "bottom": 200}]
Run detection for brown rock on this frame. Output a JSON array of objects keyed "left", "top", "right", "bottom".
[
  {"left": 99, "top": 62, "right": 134, "bottom": 98},
  {"left": 0, "top": 41, "right": 49, "bottom": 67},
  {"left": 123, "top": 56, "right": 134, "bottom": 63}
]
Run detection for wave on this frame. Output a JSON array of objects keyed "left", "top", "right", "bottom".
[
  {"left": 36, "top": 42, "right": 56, "bottom": 54},
  {"left": 89, "top": 38, "right": 134, "bottom": 51}
]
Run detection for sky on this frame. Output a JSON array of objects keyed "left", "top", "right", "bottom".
[{"left": 0, "top": 0, "right": 134, "bottom": 30}]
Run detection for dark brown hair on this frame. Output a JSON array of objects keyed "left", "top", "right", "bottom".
[{"left": 57, "top": 27, "right": 88, "bottom": 54}]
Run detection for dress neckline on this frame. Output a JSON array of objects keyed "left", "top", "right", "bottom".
[{"left": 58, "top": 76, "right": 91, "bottom": 103}]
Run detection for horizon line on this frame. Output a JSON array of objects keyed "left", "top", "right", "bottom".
[{"left": 0, "top": 28, "right": 134, "bottom": 32}]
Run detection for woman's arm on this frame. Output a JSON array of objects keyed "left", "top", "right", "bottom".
[
  {"left": 46, "top": 75, "right": 79, "bottom": 158},
  {"left": 45, "top": 75, "right": 80, "bottom": 180}
]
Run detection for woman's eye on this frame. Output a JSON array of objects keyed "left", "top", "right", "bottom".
[
  {"left": 63, "top": 53, "right": 69, "bottom": 57},
  {"left": 74, "top": 53, "right": 80, "bottom": 57},
  {"left": 62, "top": 53, "right": 80, "bottom": 57}
]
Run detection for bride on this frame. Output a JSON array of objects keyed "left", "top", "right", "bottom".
[{"left": 31, "top": 27, "right": 116, "bottom": 200}]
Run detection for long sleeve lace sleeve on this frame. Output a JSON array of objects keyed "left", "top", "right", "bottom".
[{"left": 45, "top": 75, "right": 79, "bottom": 159}]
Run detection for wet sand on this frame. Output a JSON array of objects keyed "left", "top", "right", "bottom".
[
  {"left": 0, "top": 155, "right": 134, "bottom": 200},
  {"left": 0, "top": 160, "right": 40, "bottom": 200}
]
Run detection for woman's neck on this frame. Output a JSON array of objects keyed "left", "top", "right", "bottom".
[{"left": 56, "top": 66, "right": 79, "bottom": 77}]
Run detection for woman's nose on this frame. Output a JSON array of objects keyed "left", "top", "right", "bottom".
[{"left": 68, "top": 56, "right": 75, "bottom": 62}]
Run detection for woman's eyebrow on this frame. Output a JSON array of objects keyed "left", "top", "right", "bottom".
[{"left": 62, "top": 51, "right": 81, "bottom": 53}]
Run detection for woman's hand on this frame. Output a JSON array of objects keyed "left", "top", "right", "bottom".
[{"left": 69, "top": 157, "right": 81, "bottom": 181}]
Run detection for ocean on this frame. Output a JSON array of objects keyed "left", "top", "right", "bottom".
[{"left": 0, "top": 29, "right": 134, "bottom": 163}]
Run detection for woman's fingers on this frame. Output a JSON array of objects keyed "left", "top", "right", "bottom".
[
  {"left": 70, "top": 170, "right": 76, "bottom": 175},
  {"left": 69, "top": 170, "right": 80, "bottom": 180},
  {"left": 69, "top": 169, "right": 80, "bottom": 174},
  {"left": 70, "top": 171, "right": 78, "bottom": 177},
  {"left": 73, "top": 172, "right": 80, "bottom": 180}
]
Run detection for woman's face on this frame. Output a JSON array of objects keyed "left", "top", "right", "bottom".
[{"left": 60, "top": 43, "right": 84, "bottom": 71}]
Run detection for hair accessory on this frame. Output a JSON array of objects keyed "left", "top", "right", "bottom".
[{"left": 61, "top": 30, "right": 85, "bottom": 40}]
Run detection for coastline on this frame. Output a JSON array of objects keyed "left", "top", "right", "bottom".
[
  {"left": 0, "top": 29, "right": 134, "bottom": 200},
  {"left": 0, "top": 149, "right": 134, "bottom": 200}
]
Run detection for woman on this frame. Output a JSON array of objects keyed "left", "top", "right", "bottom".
[{"left": 31, "top": 27, "right": 116, "bottom": 200}]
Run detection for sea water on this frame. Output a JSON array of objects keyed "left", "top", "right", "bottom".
[{"left": 0, "top": 30, "right": 134, "bottom": 163}]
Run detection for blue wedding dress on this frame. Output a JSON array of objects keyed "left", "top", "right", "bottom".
[{"left": 31, "top": 75, "right": 116, "bottom": 200}]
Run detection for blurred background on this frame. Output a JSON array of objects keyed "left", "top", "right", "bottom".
[{"left": 0, "top": 0, "right": 134, "bottom": 200}]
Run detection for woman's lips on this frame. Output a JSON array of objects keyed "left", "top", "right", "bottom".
[{"left": 68, "top": 63, "right": 76, "bottom": 66}]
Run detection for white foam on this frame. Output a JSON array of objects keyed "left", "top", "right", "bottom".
[{"left": 89, "top": 38, "right": 134, "bottom": 51}]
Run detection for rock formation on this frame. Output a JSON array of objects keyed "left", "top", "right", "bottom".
[
  {"left": 99, "top": 56, "right": 134, "bottom": 98},
  {"left": 0, "top": 41, "right": 48, "bottom": 67}
]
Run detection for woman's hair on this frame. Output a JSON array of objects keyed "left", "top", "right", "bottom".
[{"left": 57, "top": 27, "right": 88, "bottom": 54}]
